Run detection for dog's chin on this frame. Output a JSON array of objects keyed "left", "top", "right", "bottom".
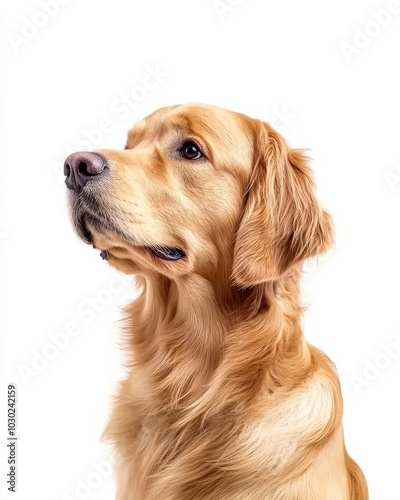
[
  {"left": 73, "top": 214, "right": 186, "bottom": 263},
  {"left": 74, "top": 214, "right": 94, "bottom": 245}
]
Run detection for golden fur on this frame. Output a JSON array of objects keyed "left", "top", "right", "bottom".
[{"left": 67, "top": 103, "right": 368, "bottom": 499}]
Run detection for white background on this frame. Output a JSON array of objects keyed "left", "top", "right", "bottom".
[{"left": 2, "top": 0, "right": 400, "bottom": 499}]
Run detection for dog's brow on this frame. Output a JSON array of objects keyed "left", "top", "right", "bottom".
[{"left": 161, "top": 116, "right": 217, "bottom": 144}]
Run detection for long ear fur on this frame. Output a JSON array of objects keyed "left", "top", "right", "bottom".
[{"left": 231, "top": 121, "right": 333, "bottom": 286}]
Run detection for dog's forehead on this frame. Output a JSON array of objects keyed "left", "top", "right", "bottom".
[{"left": 126, "top": 104, "right": 253, "bottom": 150}]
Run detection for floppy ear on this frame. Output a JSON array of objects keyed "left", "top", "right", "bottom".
[{"left": 231, "top": 121, "right": 333, "bottom": 286}]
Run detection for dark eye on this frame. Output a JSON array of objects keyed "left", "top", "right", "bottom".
[{"left": 180, "top": 141, "right": 203, "bottom": 160}]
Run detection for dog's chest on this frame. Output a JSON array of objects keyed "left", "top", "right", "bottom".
[{"left": 115, "top": 369, "right": 336, "bottom": 499}]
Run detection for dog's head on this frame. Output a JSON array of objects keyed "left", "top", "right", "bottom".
[{"left": 65, "top": 103, "right": 333, "bottom": 285}]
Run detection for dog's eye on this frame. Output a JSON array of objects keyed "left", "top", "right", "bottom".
[{"left": 180, "top": 141, "right": 203, "bottom": 160}]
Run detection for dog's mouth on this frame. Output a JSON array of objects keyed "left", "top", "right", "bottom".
[
  {"left": 71, "top": 200, "right": 186, "bottom": 262},
  {"left": 149, "top": 246, "right": 186, "bottom": 261},
  {"left": 96, "top": 244, "right": 185, "bottom": 262}
]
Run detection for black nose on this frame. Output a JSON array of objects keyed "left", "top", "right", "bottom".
[{"left": 64, "top": 152, "right": 109, "bottom": 192}]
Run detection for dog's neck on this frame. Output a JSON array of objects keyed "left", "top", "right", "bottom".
[{"left": 124, "top": 266, "right": 312, "bottom": 414}]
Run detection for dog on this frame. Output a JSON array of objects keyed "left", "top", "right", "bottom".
[{"left": 65, "top": 103, "right": 368, "bottom": 499}]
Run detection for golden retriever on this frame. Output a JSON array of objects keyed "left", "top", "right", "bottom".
[{"left": 64, "top": 103, "right": 368, "bottom": 499}]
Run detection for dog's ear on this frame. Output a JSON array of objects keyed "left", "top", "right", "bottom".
[{"left": 231, "top": 121, "right": 333, "bottom": 286}]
